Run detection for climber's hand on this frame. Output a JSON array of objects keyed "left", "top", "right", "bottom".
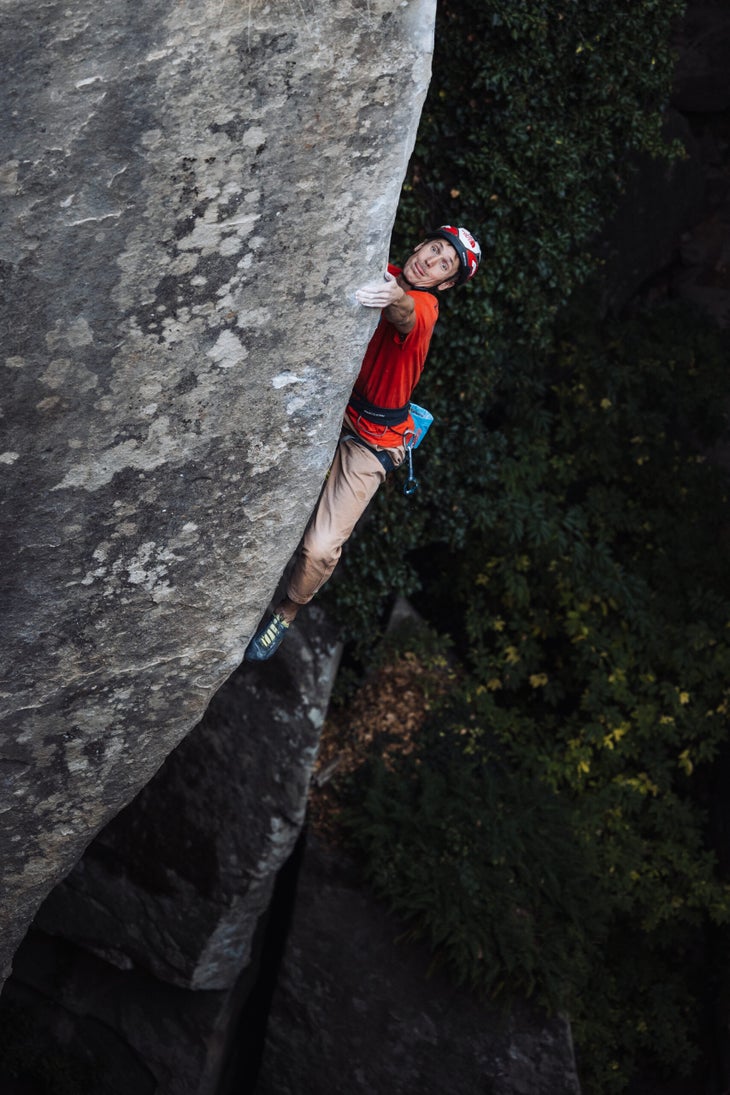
[{"left": 355, "top": 271, "right": 405, "bottom": 309}]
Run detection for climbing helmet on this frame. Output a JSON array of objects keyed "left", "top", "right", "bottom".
[{"left": 428, "top": 225, "right": 481, "bottom": 283}]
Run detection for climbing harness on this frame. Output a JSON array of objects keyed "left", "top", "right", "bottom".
[
  {"left": 343, "top": 394, "right": 434, "bottom": 496},
  {"left": 344, "top": 401, "right": 433, "bottom": 496},
  {"left": 347, "top": 391, "right": 409, "bottom": 427},
  {"left": 344, "top": 431, "right": 397, "bottom": 475}
]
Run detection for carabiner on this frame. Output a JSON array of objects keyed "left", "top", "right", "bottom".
[{"left": 403, "top": 438, "right": 418, "bottom": 496}]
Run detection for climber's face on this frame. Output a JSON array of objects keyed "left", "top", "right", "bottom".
[{"left": 402, "top": 239, "right": 460, "bottom": 291}]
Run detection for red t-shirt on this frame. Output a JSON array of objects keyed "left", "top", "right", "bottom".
[{"left": 345, "top": 264, "right": 439, "bottom": 448}]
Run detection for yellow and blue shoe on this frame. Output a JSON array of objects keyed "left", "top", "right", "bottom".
[{"left": 244, "top": 611, "right": 290, "bottom": 662}]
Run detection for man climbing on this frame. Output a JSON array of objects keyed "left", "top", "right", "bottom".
[{"left": 244, "top": 225, "right": 481, "bottom": 662}]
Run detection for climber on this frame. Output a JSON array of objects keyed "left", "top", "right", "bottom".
[{"left": 244, "top": 225, "right": 481, "bottom": 662}]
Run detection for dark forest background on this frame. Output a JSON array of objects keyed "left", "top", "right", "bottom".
[{"left": 324, "top": 3, "right": 730, "bottom": 1092}]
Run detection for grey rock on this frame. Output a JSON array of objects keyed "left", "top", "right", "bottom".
[
  {"left": 256, "top": 834, "right": 582, "bottom": 1095},
  {"left": 3, "top": 928, "right": 242, "bottom": 1095},
  {"left": 33, "top": 605, "right": 341, "bottom": 991},
  {"left": 0, "top": 0, "right": 437, "bottom": 985},
  {"left": 1, "top": 607, "right": 341, "bottom": 1094}
]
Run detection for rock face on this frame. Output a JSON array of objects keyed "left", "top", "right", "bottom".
[
  {"left": 3, "top": 928, "right": 242, "bottom": 1095},
  {"left": 0, "top": 0, "right": 437, "bottom": 983},
  {"left": 32, "top": 605, "right": 341, "bottom": 992},
  {"left": 1, "top": 608, "right": 342, "bottom": 1094},
  {"left": 257, "top": 835, "right": 582, "bottom": 1095}
]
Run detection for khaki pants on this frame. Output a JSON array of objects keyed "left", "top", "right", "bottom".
[{"left": 286, "top": 433, "right": 406, "bottom": 606}]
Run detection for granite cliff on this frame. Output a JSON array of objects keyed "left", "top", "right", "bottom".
[{"left": 0, "top": 0, "right": 436, "bottom": 984}]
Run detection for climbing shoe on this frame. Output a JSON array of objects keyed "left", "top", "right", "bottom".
[{"left": 244, "top": 612, "right": 290, "bottom": 662}]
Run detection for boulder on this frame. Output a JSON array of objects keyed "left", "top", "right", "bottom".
[
  {"left": 2, "top": 928, "right": 243, "bottom": 1095},
  {"left": 0, "top": 0, "right": 437, "bottom": 984},
  {"left": 32, "top": 605, "right": 341, "bottom": 991},
  {"left": 0, "top": 607, "right": 341, "bottom": 1094}
]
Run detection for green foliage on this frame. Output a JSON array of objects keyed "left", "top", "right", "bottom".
[
  {"left": 339, "top": 302, "right": 730, "bottom": 1091},
  {"left": 342, "top": 709, "right": 605, "bottom": 1007},
  {"left": 330, "top": 3, "right": 730, "bottom": 1089},
  {"left": 451, "top": 303, "right": 730, "bottom": 800},
  {"left": 439, "top": 304, "right": 730, "bottom": 1088},
  {"left": 343, "top": 697, "right": 714, "bottom": 1090}
]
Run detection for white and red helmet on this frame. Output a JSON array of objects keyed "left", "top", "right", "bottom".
[{"left": 429, "top": 225, "right": 481, "bottom": 284}]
